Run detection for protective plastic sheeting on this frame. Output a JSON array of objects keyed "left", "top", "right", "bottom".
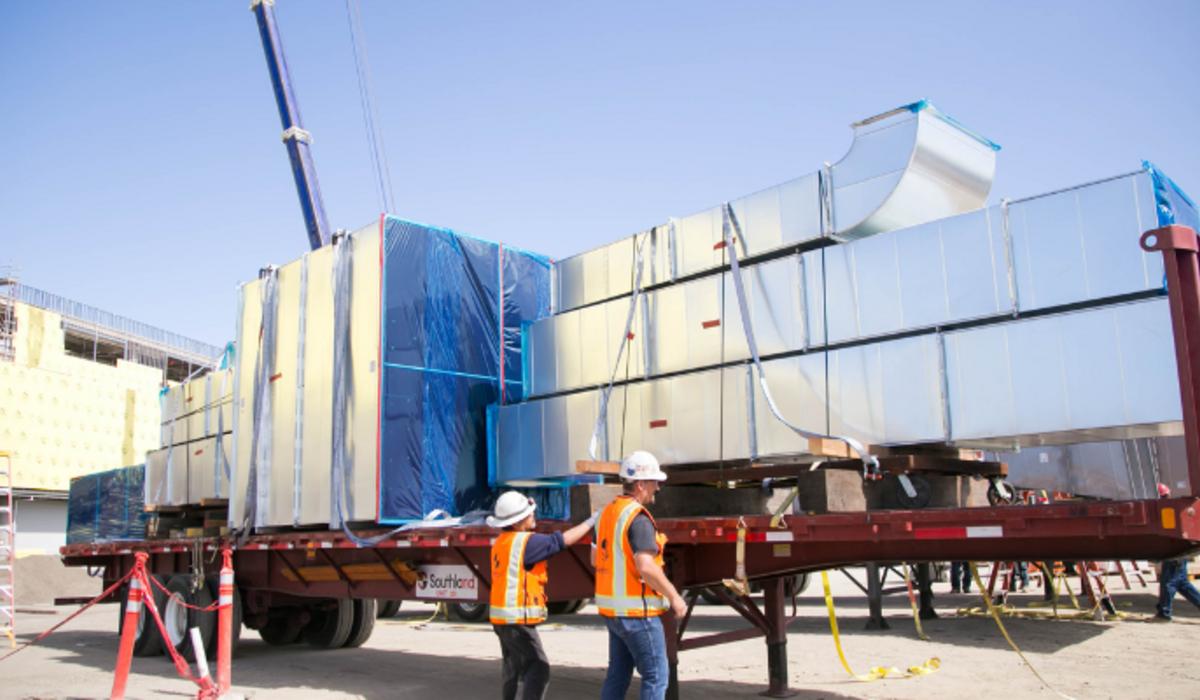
[
  {"left": 67, "top": 465, "right": 146, "bottom": 544},
  {"left": 379, "top": 217, "right": 550, "bottom": 522}
]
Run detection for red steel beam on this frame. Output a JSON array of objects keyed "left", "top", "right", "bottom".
[{"left": 1141, "top": 224, "right": 1200, "bottom": 494}]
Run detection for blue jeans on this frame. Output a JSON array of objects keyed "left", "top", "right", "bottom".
[
  {"left": 950, "top": 562, "right": 971, "bottom": 591},
  {"left": 602, "top": 616, "right": 669, "bottom": 700},
  {"left": 1157, "top": 559, "right": 1200, "bottom": 618}
]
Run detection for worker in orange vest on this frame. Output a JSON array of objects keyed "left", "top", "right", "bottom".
[
  {"left": 487, "top": 491, "right": 597, "bottom": 700},
  {"left": 593, "top": 451, "right": 687, "bottom": 700}
]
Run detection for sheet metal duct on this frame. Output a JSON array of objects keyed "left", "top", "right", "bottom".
[
  {"left": 229, "top": 224, "right": 381, "bottom": 529},
  {"left": 552, "top": 101, "right": 997, "bottom": 314},
  {"left": 529, "top": 170, "right": 1165, "bottom": 397},
  {"left": 943, "top": 298, "right": 1181, "bottom": 448},
  {"left": 496, "top": 298, "right": 1181, "bottom": 484},
  {"left": 994, "top": 436, "right": 1189, "bottom": 500}
]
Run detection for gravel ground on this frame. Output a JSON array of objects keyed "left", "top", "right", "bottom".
[{"left": 2, "top": 567, "right": 1197, "bottom": 700}]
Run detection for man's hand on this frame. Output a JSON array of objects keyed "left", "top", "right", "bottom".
[
  {"left": 669, "top": 594, "right": 687, "bottom": 619},
  {"left": 634, "top": 551, "right": 684, "bottom": 614},
  {"left": 562, "top": 513, "right": 599, "bottom": 547}
]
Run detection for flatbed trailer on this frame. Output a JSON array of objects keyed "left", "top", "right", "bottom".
[
  {"left": 59, "top": 495, "right": 1200, "bottom": 696},
  {"left": 57, "top": 225, "right": 1200, "bottom": 697}
]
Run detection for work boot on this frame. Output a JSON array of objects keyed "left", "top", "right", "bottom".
[
  {"left": 1148, "top": 613, "right": 1172, "bottom": 623},
  {"left": 950, "top": 588, "right": 961, "bottom": 594}
]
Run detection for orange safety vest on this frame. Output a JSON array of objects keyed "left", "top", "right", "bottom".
[
  {"left": 489, "top": 531, "right": 548, "bottom": 625},
  {"left": 594, "top": 495, "right": 669, "bottom": 618}
]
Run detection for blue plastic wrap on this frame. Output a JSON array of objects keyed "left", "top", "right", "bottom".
[
  {"left": 1143, "top": 161, "right": 1199, "bottom": 232},
  {"left": 66, "top": 465, "right": 146, "bottom": 544},
  {"left": 378, "top": 217, "right": 551, "bottom": 522}
]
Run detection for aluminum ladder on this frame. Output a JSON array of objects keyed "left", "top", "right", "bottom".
[{"left": 0, "top": 451, "right": 13, "bottom": 647}]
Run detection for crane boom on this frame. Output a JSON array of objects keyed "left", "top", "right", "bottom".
[{"left": 251, "top": 0, "right": 331, "bottom": 250}]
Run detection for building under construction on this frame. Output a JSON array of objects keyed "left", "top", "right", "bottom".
[{"left": 0, "top": 272, "right": 222, "bottom": 555}]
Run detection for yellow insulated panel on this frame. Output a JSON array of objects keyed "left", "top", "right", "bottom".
[{"left": 0, "top": 302, "right": 168, "bottom": 491}]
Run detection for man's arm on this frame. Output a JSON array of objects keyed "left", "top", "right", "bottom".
[{"left": 633, "top": 552, "right": 687, "bottom": 618}]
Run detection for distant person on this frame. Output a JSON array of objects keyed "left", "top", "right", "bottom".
[
  {"left": 950, "top": 562, "right": 971, "bottom": 594},
  {"left": 594, "top": 451, "right": 688, "bottom": 700},
  {"left": 1151, "top": 484, "right": 1200, "bottom": 623},
  {"left": 488, "top": 491, "right": 598, "bottom": 700}
]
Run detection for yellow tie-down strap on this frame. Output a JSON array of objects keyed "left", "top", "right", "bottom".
[{"left": 820, "top": 571, "right": 940, "bottom": 682}]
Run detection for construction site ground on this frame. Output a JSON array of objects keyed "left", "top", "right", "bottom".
[{"left": 3, "top": 566, "right": 1195, "bottom": 700}]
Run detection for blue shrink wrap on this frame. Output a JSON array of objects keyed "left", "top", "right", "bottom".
[
  {"left": 66, "top": 465, "right": 146, "bottom": 544},
  {"left": 378, "top": 217, "right": 551, "bottom": 522}
]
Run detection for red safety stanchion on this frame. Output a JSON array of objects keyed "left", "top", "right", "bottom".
[
  {"left": 216, "top": 547, "right": 234, "bottom": 696},
  {"left": 111, "top": 552, "right": 148, "bottom": 700}
]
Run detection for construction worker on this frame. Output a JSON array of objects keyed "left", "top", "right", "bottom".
[
  {"left": 487, "top": 491, "right": 597, "bottom": 700},
  {"left": 1151, "top": 483, "right": 1200, "bottom": 622},
  {"left": 593, "top": 451, "right": 688, "bottom": 700}
]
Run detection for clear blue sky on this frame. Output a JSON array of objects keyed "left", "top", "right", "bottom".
[{"left": 2, "top": 1, "right": 1197, "bottom": 348}]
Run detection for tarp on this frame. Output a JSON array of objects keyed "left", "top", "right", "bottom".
[
  {"left": 66, "top": 464, "right": 146, "bottom": 544},
  {"left": 378, "top": 217, "right": 551, "bottom": 522}
]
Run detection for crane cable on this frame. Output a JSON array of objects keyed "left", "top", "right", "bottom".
[{"left": 345, "top": 0, "right": 396, "bottom": 215}]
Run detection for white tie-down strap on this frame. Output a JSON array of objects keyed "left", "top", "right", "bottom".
[
  {"left": 588, "top": 233, "right": 650, "bottom": 461},
  {"left": 720, "top": 203, "right": 879, "bottom": 476}
]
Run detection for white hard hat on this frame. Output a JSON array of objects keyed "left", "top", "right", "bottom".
[
  {"left": 620, "top": 451, "right": 667, "bottom": 482},
  {"left": 487, "top": 491, "right": 537, "bottom": 528}
]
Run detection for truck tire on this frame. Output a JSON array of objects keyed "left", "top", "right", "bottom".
[
  {"left": 119, "top": 574, "right": 169, "bottom": 657},
  {"left": 203, "top": 574, "right": 242, "bottom": 660},
  {"left": 303, "top": 599, "right": 354, "bottom": 649},
  {"left": 342, "top": 599, "right": 376, "bottom": 648},
  {"left": 448, "top": 601, "right": 489, "bottom": 622},
  {"left": 164, "top": 576, "right": 215, "bottom": 663},
  {"left": 257, "top": 613, "right": 303, "bottom": 646},
  {"left": 788, "top": 573, "right": 811, "bottom": 596},
  {"left": 376, "top": 599, "right": 402, "bottom": 619},
  {"left": 546, "top": 600, "right": 576, "bottom": 616}
]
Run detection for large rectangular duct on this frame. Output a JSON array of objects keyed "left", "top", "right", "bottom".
[
  {"left": 552, "top": 101, "right": 998, "bottom": 314},
  {"left": 526, "top": 171, "right": 1166, "bottom": 399},
  {"left": 496, "top": 298, "right": 1181, "bottom": 484}
]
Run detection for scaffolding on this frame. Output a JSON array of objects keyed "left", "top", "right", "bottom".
[
  {"left": 0, "top": 267, "right": 16, "bottom": 363},
  {"left": 0, "top": 451, "right": 14, "bottom": 648}
]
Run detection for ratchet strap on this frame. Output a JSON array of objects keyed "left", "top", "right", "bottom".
[
  {"left": 901, "top": 563, "right": 931, "bottom": 641},
  {"left": 820, "top": 571, "right": 940, "bottom": 681},
  {"left": 969, "top": 564, "right": 1078, "bottom": 700},
  {"left": 588, "top": 232, "right": 649, "bottom": 460},
  {"left": 720, "top": 204, "right": 880, "bottom": 478},
  {"left": 722, "top": 526, "right": 750, "bottom": 597}
]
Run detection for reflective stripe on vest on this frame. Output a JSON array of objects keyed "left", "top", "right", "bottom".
[
  {"left": 489, "top": 532, "right": 547, "bottom": 625},
  {"left": 595, "top": 496, "right": 667, "bottom": 618}
]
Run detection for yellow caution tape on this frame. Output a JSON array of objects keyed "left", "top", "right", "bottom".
[
  {"left": 969, "top": 564, "right": 1078, "bottom": 700},
  {"left": 820, "top": 571, "right": 940, "bottom": 682}
]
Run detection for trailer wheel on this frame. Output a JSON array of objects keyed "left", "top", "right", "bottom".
[
  {"left": 448, "top": 601, "right": 489, "bottom": 622},
  {"left": 343, "top": 599, "right": 376, "bottom": 648},
  {"left": 203, "top": 574, "right": 242, "bottom": 660},
  {"left": 787, "top": 573, "right": 811, "bottom": 596},
  {"left": 163, "top": 576, "right": 215, "bottom": 663},
  {"left": 119, "top": 574, "right": 169, "bottom": 657},
  {"left": 257, "top": 613, "right": 303, "bottom": 646},
  {"left": 376, "top": 600, "right": 402, "bottom": 619},
  {"left": 987, "top": 480, "right": 1017, "bottom": 506},
  {"left": 896, "top": 476, "right": 933, "bottom": 509},
  {"left": 303, "top": 599, "right": 355, "bottom": 649}
]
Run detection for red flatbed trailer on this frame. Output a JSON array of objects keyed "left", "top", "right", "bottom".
[{"left": 58, "top": 225, "right": 1200, "bottom": 697}]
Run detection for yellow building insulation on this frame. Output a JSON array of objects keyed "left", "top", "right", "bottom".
[{"left": 0, "top": 302, "right": 164, "bottom": 491}]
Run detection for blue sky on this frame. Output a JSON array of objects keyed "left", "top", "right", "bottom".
[{"left": 2, "top": 1, "right": 1197, "bottom": 348}]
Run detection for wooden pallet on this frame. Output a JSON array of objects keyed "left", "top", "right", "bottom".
[{"left": 144, "top": 500, "right": 229, "bottom": 540}]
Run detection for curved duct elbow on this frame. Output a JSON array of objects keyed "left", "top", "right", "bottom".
[{"left": 830, "top": 100, "right": 998, "bottom": 241}]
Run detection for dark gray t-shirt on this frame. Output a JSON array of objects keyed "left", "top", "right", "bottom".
[{"left": 627, "top": 513, "right": 658, "bottom": 555}]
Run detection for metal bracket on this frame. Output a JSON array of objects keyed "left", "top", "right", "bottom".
[
  {"left": 281, "top": 126, "right": 312, "bottom": 144},
  {"left": 897, "top": 474, "right": 918, "bottom": 499}
]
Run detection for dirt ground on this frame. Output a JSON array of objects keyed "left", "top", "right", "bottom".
[{"left": 3, "top": 566, "right": 1198, "bottom": 700}]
